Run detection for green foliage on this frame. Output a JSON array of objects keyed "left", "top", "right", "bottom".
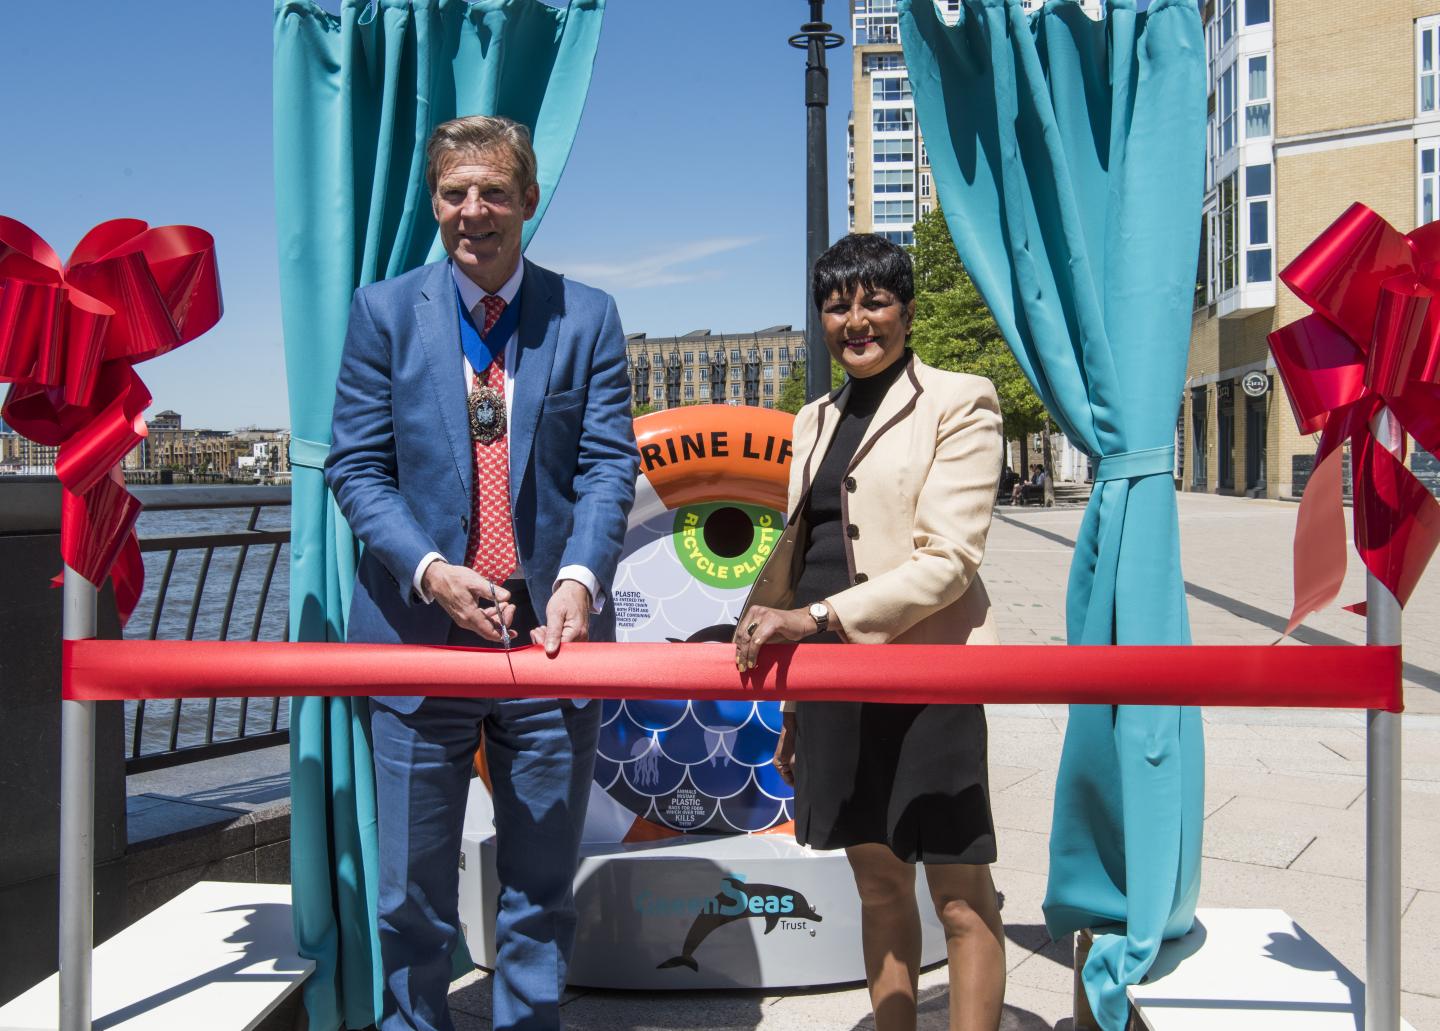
[
  {"left": 907, "top": 208, "right": 1048, "bottom": 441},
  {"left": 776, "top": 353, "right": 844, "bottom": 414},
  {"left": 631, "top": 402, "right": 655, "bottom": 418}
]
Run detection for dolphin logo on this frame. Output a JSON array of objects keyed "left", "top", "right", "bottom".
[
  {"left": 665, "top": 622, "right": 739, "bottom": 644},
  {"left": 657, "top": 875, "right": 822, "bottom": 972}
]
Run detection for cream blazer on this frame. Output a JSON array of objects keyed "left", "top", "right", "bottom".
[{"left": 746, "top": 352, "right": 1003, "bottom": 663}]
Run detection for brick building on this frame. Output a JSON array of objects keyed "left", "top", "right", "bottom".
[
  {"left": 626, "top": 328, "right": 806, "bottom": 410},
  {"left": 1184, "top": 0, "right": 1440, "bottom": 498}
]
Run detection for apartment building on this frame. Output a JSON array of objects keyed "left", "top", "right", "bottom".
[
  {"left": 1183, "top": 0, "right": 1440, "bottom": 499},
  {"left": 625, "top": 328, "right": 807, "bottom": 411},
  {"left": 847, "top": 1, "right": 1102, "bottom": 247}
]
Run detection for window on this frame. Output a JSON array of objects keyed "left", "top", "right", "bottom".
[
  {"left": 685, "top": 385, "right": 695, "bottom": 399},
  {"left": 763, "top": 366, "right": 775, "bottom": 380},
  {"left": 684, "top": 369, "right": 692, "bottom": 382},
  {"left": 1218, "top": 64, "right": 1237, "bottom": 154},
  {"left": 1195, "top": 214, "right": 1210, "bottom": 310},
  {"left": 1245, "top": 164, "right": 1272, "bottom": 283},
  {"left": 698, "top": 349, "right": 708, "bottom": 362},
  {"left": 1206, "top": 111, "right": 1216, "bottom": 191},
  {"left": 873, "top": 200, "right": 915, "bottom": 224},
  {"left": 1219, "top": 0, "right": 1235, "bottom": 46},
  {"left": 730, "top": 349, "right": 740, "bottom": 361},
  {"left": 730, "top": 384, "right": 741, "bottom": 397},
  {"left": 763, "top": 348, "right": 773, "bottom": 360},
  {"left": 873, "top": 138, "right": 914, "bottom": 164},
  {"left": 854, "top": 15, "right": 898, "bottom": 45},
  {"left": 698, "top": 383, "right": 709, "bottom": 398},
  {"left": 1245, "top": 56, "right": 1270, "bottom": 138},
  {"left": 1419, "top": 141, "right": 1440, "bottom": 225},
  {"left": 1420, "top": 17, "right": 1440, "bottom": 115},
  {"left": 874, "top": 169, "right": 914, "bottom": 193},
  {"left": 1206, "top": 206, "right": 1219, "bottom": 302},
  {"left": 873, "top": 108, "right": 913, "bottom": 134},
  {"left": 1218, "top": 173, "right": 1238, "bottom": 294},
  {"left": 652, "top": 387, "right": 663, "bottom": 401},
  {"left": 920, "top": 171, "right": 931, "bottom": 198},
  {"left": 683, "top": 351, "right": 693, "bottom": 363},
  {"left": 764, "top": 382, "right": 774, "bottom": 396},
  {"left": 780, "top": 363, "right": 791, "bottom": 376},
  {"left": 920, "top": 202, "right": 932, "bottom": 217},
  {"left": 872, "top": 76, "right": 912, "bottom": 102},
  {"left": 919, "top": 139, "right": 929, "bottom": 166},
  {"left": 863, "top": 52, "right": 904, "bottom": 73},
  {"left": 879, "top": 229, "right": 915, "bottom": 246},
  {"left": 1244, "top": 0, "right": 1268, "bottom": 24}
]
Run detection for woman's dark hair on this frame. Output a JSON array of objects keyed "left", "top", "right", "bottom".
[{"left": 811, "top": 233, "right": 915, "bottom": 313}]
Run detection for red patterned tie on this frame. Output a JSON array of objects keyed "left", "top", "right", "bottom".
[{"left": 465, "top": 294, "right": 517, "bottom": 585}]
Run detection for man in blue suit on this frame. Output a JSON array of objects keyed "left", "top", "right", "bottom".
[{"left": 325, "top": 115, "right": 638, "bottom": 1031}]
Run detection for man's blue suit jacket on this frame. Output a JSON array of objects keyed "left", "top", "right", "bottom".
[{"left": 325, "top": 258, "right": 639, "bottom": 713}]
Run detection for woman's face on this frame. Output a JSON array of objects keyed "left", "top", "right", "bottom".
[{"left": 820, "top": 284, "right": 914, "bottom": 379}]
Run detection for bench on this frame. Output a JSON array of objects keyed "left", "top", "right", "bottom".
[
  {"left": 0, "top": 881, "right": 312, "bottom": 1031},
  {"left": 1126, "top": 908, "right": 1416, "bottom": 1030}
]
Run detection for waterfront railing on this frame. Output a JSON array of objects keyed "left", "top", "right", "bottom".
[{"left": 125, "top": 486, "right": 291, "bottom": 773}]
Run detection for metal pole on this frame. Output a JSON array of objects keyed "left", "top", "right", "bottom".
[
  {"left": 1365, "top": 409, "right": 1402, "bottom": 1031},
  {"left": 790, "top": 1, "right": 842, "bottom": 403},
  {"left": 60, "top": 565, "right": 97, "bottom": 1031}
]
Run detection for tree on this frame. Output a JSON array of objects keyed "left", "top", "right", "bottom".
[
  {"left": 776, "top": 356, "right": 844, "bottom": 415},
  {"left": 907, "top": 207, "right": 1051, "bottom": 481},
  {"left": 631, "top": 401, "right": 655, "bottom": 418}
]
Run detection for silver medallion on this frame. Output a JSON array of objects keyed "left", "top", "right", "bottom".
[{"left": 468, "top": 384, "right": 507, "bottom": 443}]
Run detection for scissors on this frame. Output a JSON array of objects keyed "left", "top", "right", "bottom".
[{"left": 489, "top": 579, "right": 512, "bottom": 650}]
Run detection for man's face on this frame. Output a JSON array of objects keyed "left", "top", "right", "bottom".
[{"left": 431, "top": 148, "right": 539, "bottom": 292}]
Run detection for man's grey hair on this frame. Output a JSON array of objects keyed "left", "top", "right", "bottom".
[{"left": 424, "top": 115, "right": 538, "bottom": 194}]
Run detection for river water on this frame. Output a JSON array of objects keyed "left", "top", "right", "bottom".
[{"left": 123, "top": 501, "right": 293, "bottom": 758}]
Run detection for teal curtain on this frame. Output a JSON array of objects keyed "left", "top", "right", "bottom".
[
  {"left": 273, "top": 1, "right": 605, "bottom": 1026},
  {"left": 898, "top": 1, "right": 1206, "bottom": 1027}
]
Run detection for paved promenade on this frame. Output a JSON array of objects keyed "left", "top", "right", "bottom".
[{"left": 446, "top": 492, "right": 1440, "bottom": 1030}]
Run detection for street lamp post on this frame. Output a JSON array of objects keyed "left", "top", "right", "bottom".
[{"left": 790, "top": 2, "right": 843, "bottom": 403}]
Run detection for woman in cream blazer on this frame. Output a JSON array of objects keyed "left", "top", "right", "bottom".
[{"left": 736, "top": 234, "right": 1005, "bottom": 1031}]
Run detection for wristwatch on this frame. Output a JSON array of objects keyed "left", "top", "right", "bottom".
[{"left": 808, "top": 601, "right": 830, "bottom": 635}]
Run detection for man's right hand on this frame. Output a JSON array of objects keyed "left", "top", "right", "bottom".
[{"left": 422, "top": 561, "right": 516, "bottom": 643}]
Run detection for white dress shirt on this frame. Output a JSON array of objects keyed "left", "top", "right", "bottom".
[{"left": 411, "top": 259, "right": 603, "bottom": 613}]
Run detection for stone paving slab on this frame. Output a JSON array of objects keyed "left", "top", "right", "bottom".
[{"left": 440, "top": 494, "right": 1440, "bottom": 1029}]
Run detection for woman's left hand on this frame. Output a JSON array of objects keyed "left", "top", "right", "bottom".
[{"left": 733, "top": 604, "right": 822, "bottom": 672}]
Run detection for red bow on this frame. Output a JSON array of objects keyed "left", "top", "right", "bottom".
[
  {"left": 0, "top": 217, "right": 222, "bottom": 623},
  {"left": 1268, "top": 203, "right": 1440, "bottom": 633}
]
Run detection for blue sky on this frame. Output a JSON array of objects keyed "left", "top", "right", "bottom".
[{"left": 0, "top": 0, "right": 854, "bottom": 429}]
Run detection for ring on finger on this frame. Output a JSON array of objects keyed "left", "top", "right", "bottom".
[{"left": 746, "top": 621, "right": 759, "bottom": 637}]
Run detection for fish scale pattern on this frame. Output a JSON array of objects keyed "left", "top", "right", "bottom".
[{"left": 594, "top": 697, "right": 794, "bottom": 834}]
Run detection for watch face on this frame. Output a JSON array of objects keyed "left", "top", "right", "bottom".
[{"left": 810, "top": 603, "right": 827, "bottom": 622}]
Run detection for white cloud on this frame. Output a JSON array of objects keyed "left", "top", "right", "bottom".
[{"left": 560, "top": 236, "right": 765, "bottom": 290}]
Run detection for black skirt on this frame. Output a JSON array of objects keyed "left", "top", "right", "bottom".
[{"left": 791, "top": 697, "right": 996, "bottom": 865}]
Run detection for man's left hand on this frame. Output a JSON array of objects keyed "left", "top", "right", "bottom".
[{"left": 533, "top": 579, "right": 591, "bottom": 657}]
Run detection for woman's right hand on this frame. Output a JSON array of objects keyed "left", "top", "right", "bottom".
[{"left": 772, "top": 710, "right": 797, "bottom": 786}]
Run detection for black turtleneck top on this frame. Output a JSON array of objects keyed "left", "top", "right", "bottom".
[{"left": 791, "top": 352, "right": 910, "bottom": 632}]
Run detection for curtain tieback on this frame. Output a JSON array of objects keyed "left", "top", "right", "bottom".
[
  {"left": 1093, "top": 445, "right": 1176, "bottom": 482},
  {"left": 289, "top": 436, "right": 332, "bottom": 471}
]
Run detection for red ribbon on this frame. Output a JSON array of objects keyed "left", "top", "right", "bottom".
[
  {"left": 1268, "top": 203, "right": 1440, "bottom": 633},
  {"left": 0, "top": 217, "right": 222, "bottom": 623},
  {"left": 61, "top": 640, "right": 1403, "bottom": 713}
]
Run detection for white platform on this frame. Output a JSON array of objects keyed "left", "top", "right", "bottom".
[
  {"left": 457, "top": 781, "right": 945, "bottom": 990},
  {"left": 0, "top": 881, "right": 312, "bottom": 1031},
  {"left": 1127, "top": 908, "right": 1416, "bottom": 1030}
]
